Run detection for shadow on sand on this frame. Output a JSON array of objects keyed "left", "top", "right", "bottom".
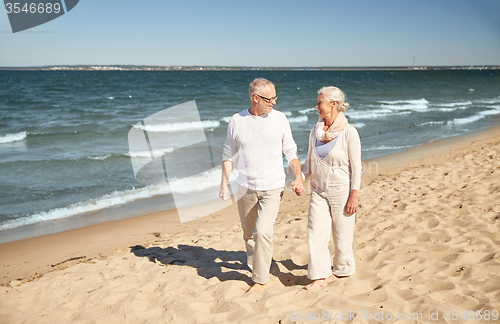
[{"left": 130, "top": 244, "right": 309, "bottom": 287}]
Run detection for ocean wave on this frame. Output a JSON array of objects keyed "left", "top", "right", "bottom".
[
  {"left": 24, "top": 130, "right": 78, "bottom": 136},
  {"left": 419, "top": 121, "right": 445, "bottom": 126},
  {"left": 380, "top": 98, "right": 429, "bottom": 105},
  {"left": 434, "top": 108, "right": 458, "bottom": 112},
  {"left": 434, "top": 101, "right": 472, "bottom": 108},
  {"left": 135, "top": 120, "right": 221, "bottom": 133},
  {"left": 287, "top": 116, "right": 308, "bottom": 123},
  {"left": 106, "top": 96, "right": 132, "bottom": 100},
  {"left": 127, "top": 147, "right": 174, "bottom": 158},
  {"left": 299, "top": 107, "right": 316, "bottom": 114},
  {"left": 0, "top": 168, "right": 235, "bottom": 231},
  {"left": 282, "top": 111, "right": 292, "bottom": 116},
  {"left": 476, "top": 96, "right": 500, "bottom": 104},
  {"left": 380, "top": 98, "right": 429, "bottom": 111},
  {"left": 220, "top": 116, "right": 231, "bottom": 123},
  {"left": 352, "top": 123, "right": 365, "bottom": 128},
  {"left": 447, "top": 106, "right": 500, "bottom": 125},
  {"left": 168, "top": 168, "right": 231, "bottom": 194},
  {"left": 88, "top": 154, "right": 112, "bottom": 161},
  {"left": 346, "top": 108, "right": 393, "bottom": 119},
  {"left": 448, "top": 114, "right": 484, "bottom": 125},
  {"left": 365, "top": 144, "right": 414, "bottom": 151},
  {"left": 5, "top": 150, "right": 172, "bottom": 164},
  {"left": 0, "top": 185, "right": 171, "bottom": 231},
  {"left": 0, "top": 131, "right": 27, "bottom": 144}
]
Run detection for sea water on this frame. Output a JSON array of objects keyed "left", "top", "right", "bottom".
[{"left": 0, "top": 70, "right": 499, "bottom": 242}]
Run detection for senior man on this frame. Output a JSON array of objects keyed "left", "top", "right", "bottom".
[{"left": 220, "top": 78, "right": 303, "bottom": 292}]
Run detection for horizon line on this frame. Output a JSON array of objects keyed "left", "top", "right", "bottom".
[{"left": 1, "top": 64, "right": 499, "bottom": 71}]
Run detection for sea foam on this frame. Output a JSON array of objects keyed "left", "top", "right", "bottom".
[
  {"left": 435, "top": 101, "right": 472, "bottom": 108},
  {"left": 380, "top": 98, "right": 429, "bottom": 111},
  {"left": 299, "top": 107, "right": 316, "bottom": 114},
  {"left": 346, "top": 108, "right": 393, "bottom": 119},
  {"left": 135, "top": 120, "right": 220, "bottom": 133},
  {"left": 0, "top": 131, "right": 27, "bottom": 144},
  {"left": 127, "top": 147, "right": 174, "bottom": 158},
  {"left": 0, "top": 168, "right": 236, "bottom": 231},
  {"left": 448, "top": 106, "right": 500, "bottom": 125},
  {"left": 0, "top": 185, "right": 171, "bottom": 231},
  {"left": 88, "top": 154, "right": 112, "bottom": 161},
  {"left": 287, "top": 116, "right": 308, "bottom": 123},
  {"left": 476, "top": 96, "right": 500, "bottom": 104}
]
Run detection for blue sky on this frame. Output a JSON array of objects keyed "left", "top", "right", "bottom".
[{"left": 0, "top": 0, "right": 499, "bottom": 67}]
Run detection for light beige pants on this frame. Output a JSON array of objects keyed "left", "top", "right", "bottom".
[
  {"left": 237, "top": 185, "right": 283, "bottom": 284},
  {"left": 307, "top": 190, "right": 356, "bottom": 280}
]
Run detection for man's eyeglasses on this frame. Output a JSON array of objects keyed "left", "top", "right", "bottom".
[{"left": 255, "top": 94, "right": 278, "bottom": 103}]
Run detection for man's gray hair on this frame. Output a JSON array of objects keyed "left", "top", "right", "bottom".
[
  {"left": 318, "top": 86, "right": 349, "bottom": 112},
  {"left": 249, "top": 78, "right": 275, "bottom": 99}
]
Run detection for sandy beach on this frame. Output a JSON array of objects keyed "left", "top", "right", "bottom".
[{"left": 1, "top": 125, "right": 500, "bottom": 324}]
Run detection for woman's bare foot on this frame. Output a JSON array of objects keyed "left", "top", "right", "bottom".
[
  {"left": 304, "top": 274, "right": 338, "bottom": 290},
  {"left": 325, "top": 274, "right": 338, "bottom": 282},
  {"left": 247, "top": 283, "right": 266, "bottom": 293},
  {"left": 304, "top": 279, "right": 327, "bottom": 290}
]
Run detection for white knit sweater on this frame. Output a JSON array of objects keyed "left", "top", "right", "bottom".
[{"left": 222, "top": 108, "right": 299, "bottom": 190}]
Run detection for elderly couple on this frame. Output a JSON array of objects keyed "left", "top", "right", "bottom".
[{"left": 220, "top": 78, "right": 361, "bottom": 292}]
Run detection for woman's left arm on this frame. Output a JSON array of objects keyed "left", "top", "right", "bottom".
[
  {"left": 346, "top": 126, "right": 362, "bottom": 215},
  {"left": 345, "top": 190, "right": 358, "bottom": 214}
]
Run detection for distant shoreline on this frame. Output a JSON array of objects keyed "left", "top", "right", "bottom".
[{"left": 1, "top": 65, "right": 499, "bottom": 71}]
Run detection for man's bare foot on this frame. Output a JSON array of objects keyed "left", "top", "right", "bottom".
[
  {"left": 305, "top": 274, "right": 338, "bottom": 290},
  {"left": 247, "top": 283, "right": 266, "bottom": 293}
]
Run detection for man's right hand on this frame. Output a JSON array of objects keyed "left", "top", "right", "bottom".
[
  {"left": 292, "top": 180, "right": 304, "bottom": 196},
  {"left": 220, "top": 160, "right": 234, "bottom": 201},
  {"left": 219, "top": 184, "right": 229, "bottom": 201}
]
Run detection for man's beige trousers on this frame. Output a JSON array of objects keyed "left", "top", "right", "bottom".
[{"left": 237, "top": 185, "right": 283, "bottom": 284}]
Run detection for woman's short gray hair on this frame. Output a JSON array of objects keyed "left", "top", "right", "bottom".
[
  {"left": 249, "top": 78, "right": 274, "bottom": 99},
  {"left": 318, "top": 86, "right": 349, "bottom": 112}
]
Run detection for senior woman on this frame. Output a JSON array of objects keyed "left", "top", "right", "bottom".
[{"left": 302, "top": 86, "right": 361, "bottom": 290}]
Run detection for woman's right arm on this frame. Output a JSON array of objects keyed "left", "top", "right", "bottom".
[
  {"left": 347, "top": 125, "right": 362, "bottom": 191},
  {"left": 301, "top": 127, "right": 314, "bottom": 179}
]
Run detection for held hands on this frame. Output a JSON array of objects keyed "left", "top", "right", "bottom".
[
  {"left": 290, "top": 159, "right": 304, "bottom": 196},
  {"left": 292, "top": 179, "right": 304, "bottom": 196}
]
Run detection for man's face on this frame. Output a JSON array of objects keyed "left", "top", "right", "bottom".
[{"left": 254, "top": 85, "right": 277, "bottom": 115}]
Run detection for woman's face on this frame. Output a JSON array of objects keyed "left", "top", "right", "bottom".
[{"left": 316, "top": 93, "right": 337, "bottom": 119}]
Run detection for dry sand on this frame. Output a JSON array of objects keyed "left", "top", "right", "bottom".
[{"left": 1, "top": 126, "right": 500, "bottom": 324}]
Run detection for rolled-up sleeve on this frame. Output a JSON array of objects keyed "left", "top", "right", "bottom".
[
  {"left": 282, "top": 117, "right": 299, "bottom": 163},
  {"left": 222, "top": 116, "right": 238, "bottom": 162},
  {"left": 347, "top": 126, "right": 362, "bottom": 190}
]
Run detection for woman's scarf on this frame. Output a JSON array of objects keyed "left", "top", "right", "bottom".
[{"left": 315, "top": 112, "right": 348, "bottom": 142}]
